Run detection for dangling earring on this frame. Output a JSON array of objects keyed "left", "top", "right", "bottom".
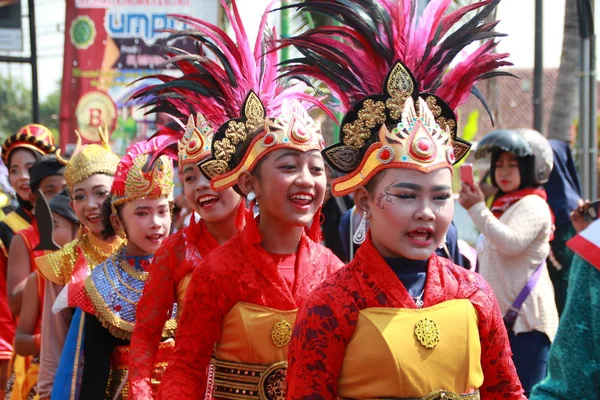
[
  {"left": 353, "top": 211, "right": 367, "bottom": 245},
  {"left": 247, "top": 191, "right": 259, "bottom": 217},
  {"left": 116, "top": 225, "right": 127, "bottom": 240}
]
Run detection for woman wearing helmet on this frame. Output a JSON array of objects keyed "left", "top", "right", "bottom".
[{"left": 459, "top": 128, "right": 559, "bottom": 396}]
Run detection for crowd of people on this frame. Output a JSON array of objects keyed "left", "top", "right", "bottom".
[{"left": 0, "top": 0, "right": 598, "bottom": 399}]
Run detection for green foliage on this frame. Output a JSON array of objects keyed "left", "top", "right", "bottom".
[
  {"left": 0, "top": 76, "right": 33, "bottom": 140},
  {"left": 0, "top": 76, "right": 61, "bottom": 144}
]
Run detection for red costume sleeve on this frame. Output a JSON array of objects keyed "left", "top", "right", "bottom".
[
  {"left": 0, "top": 255, "right": 15, "bottom": 360},
  {"left": 158, "top": 256, "right": 232, "bottom": 400},
  {"left": 286, "top": 270, "right": 356, "bottom": 400},
  {"left": 129, "top": 232, "right": 185, "bottom": 399},
  {"left": 468, "top": 276, "right": 525, "bottom": 399}
]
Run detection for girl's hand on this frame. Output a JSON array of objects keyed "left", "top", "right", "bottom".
[{"left": 459, "top": 182, "right": 486, "bottom": 210}]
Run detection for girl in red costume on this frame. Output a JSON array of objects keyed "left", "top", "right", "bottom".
[
  {"left": 136, "top": 1, "right": 343, "bottom": 398},
  {"left": 0, "top": 125, "right": 56, "bottom": 394},
  {"left": 56, "top": 136, "right": 175, "bottom": 400},
  {"left": 277, "top": 0, "right": 525, "bottom": 398},
  {"left": 129, "top": 116, "right": 244, "bottom": 398}
]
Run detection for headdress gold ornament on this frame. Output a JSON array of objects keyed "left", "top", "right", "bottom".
[
  {"left": 178, "top": 114, "right": 214, "bottom": 167},
  {"left": 111, "top": 136, "right": 174, "bottom": 207},
  {"left": 324, "top": 62, "right": 471, "bottom": 196},
  {"left": 56, "top": 124, "right": 121, "bottom": 192},
  {"left": 200, "top": 92, "right": 324, "bottom": 191}
]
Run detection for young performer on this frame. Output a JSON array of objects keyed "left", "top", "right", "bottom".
[
  {"left": 55, "top": 137, "right": 175, "bottom": 399},
  {"left": 4, "top": 155, "right": 66, "bottom": 400},
  {"left": 128, "top": 117, "right": 244, "bottom": 399},
  {"left": 35, "top": 127, "right": 122, "bottom": 400},
  {"left": 135, "top": 1, "right": 343, "bottom": 398},
  {"left": 10, "top": 192, "right": 79, "bottom": 400},
  {"left": 276, "top": 0, "right": 525, "bottom": 398},
  {"left": 0, "top": 124, "right": 55, "bottom": 388},
  {"left": 6, "top": 154, "right": 66, "bottom": 318}
]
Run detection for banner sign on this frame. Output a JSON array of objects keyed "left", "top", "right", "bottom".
[
  {"left": 0, "top": 0, "right": 22, "bottom": 51},
  {"left": 59, "top": 0, "right": 216, "bottom": 153}
]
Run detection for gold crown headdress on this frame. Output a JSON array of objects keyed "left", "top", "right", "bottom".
[
  {"left": 323, "top": 62, "right": 470, "bottom": 196},
  {"left": 57, "top": 124, "right": 121, "bottom": 192},
  {"left": 130, "top": 0, "right": 331, "bottom": 194},
  {"left": 111, "top": 136, "right": 174, "bottom": 207},
  {"left": 178, "top": 114, "right": 214, "bottom": 167},
  {"left": 276, "top": 0, "right": 513, "bottom": 196},
  {"left": 200, "top": 92, "right": 324, "bottom": 191}
]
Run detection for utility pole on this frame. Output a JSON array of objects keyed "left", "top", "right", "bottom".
[
  {"left": 577, "top": 0, "right": 597, "bottom": 198},
  {"left": 0, "top": 0, "right": 39, "bottom": 123},
  {"left": 533, "top": 0, "right": 544, "bottom": 133}
]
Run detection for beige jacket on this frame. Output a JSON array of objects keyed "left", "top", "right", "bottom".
[{"left": 468, "top": 195, "right": 558, "bottom": 341}]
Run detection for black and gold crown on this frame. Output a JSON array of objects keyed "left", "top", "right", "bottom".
[
  {"left": 200, "top": 91, "right": 324, "bottom": 192},
  {"left": 276, "top": 0, "right": 512, "bottom": 196}
]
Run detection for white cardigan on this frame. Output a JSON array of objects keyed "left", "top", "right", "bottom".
[{"left": 468, "top": 195, "right": 559, "bottom": 341}]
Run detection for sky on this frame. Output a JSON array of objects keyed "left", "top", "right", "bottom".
[{"left": 0, "top": 0, "right": 596, "bottom": 101}]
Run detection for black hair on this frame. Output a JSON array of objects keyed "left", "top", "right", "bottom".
[
  {"left": 490, "top": 150, "right": 539, "bottom": 202},
  {"left": 6, "top": 147, "right": 41, "bottom": 170},
  {"left": 100, "top": 196, "right": 124, "bottom": 240},
  {"left": 489, "top": 150, "right": 538, "bottom": 189},
  {"left": 29, "top": 154, "right": 66, "bottom": 195}
]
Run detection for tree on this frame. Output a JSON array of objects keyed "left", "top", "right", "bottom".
[
  {"left": 0, "top": 76, "right": 33, "bottom": 141},
  {"left": 547, "top": 0, "right": 580, "bottom": 142},
  {"left": 0, "top": 76, "right": 61, "bottom": 144}
]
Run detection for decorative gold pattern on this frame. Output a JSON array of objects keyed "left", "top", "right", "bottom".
[
  {"left": 200, "top": 159, "right": 230, "bottom": 180},
  {"left": 331, "top": 97, "right": 465, "bottom": 196},
  {"left": 386, "top": 62, "right": 415, "bottom": 99},
  {"left": 207, "top": 97, "right": 324, "bottom": 191},
  {"left": 258, "top": 361, "right": 287, "bottom": 400},
  {"left": 226, "top": 121, "right": 248, "bottom": 145},
  {"left": 57, "top": 123, "right": 120, "bottom": 191},
  {"left": 270, "top": 320, "right": 292, "bottom": 348},
  {"left": 425, "top": 96, "right": 443, "bottom": 117},
  {"left": 324, "top": 146, "right": 361, "bottom": 172},
  {"left": 342, "top": 99, "right": 386, "bottom": 149},
  {"left": 35, "top": 233, "right": 123, "bottom": 285},
  {"left": 112, "top": 153, "right": 174, "bottom": 207},
  {"left": 214, "top": 137, "right": 237, "bottom": 163},
  {"left": 414, "top": 318, "right": 440, "bottom": 349},
  {"left": 212, "top": 358, "right": 288, "bottom": 400},
  {"left": 386, "top": 94, "right": 408, "bottom": 121},
  {"left": 179, "top": 114, "right": 213, "bottom": 166},
  {"left": 85, "top": 249, "right": 176, "bottom": 340}
]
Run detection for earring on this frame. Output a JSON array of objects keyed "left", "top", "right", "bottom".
[
  {"left": 247, "top": 191, "right": 259, "bottom": 216},
  {"left": 116, "top": 225, "right": 127, "bottom": 239},
  {"left": 352, "top": 211, "right": 367, "bottom": 245}
]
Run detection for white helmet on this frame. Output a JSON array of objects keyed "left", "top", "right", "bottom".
[{"left": 475, "top": 128, "right": 553, "bottom": 185}]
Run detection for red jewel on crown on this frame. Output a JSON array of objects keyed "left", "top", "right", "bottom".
[
  {"left": 290, "top": 121, "right": 311, "bottom": 144},
  {"left": 188, "top": 139, "right": 198, "bottom": 149},
  {"left": 407, "top": 123, "right": 437, "bottom": 163},
  {"left": 262, "top": 132, "right": 277, "bottom": 147},
  {"left": 377, "top": 146, "right": 395, "bottom": 163},
  {"left": 114, "top": 304, "right": 122, "bottom": 312},
  {"left": 446, "top": 147, "right": 456, "bottom": 164},
  {"left": 417, "top": 138, "right": 431, "bottom": 152}
]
